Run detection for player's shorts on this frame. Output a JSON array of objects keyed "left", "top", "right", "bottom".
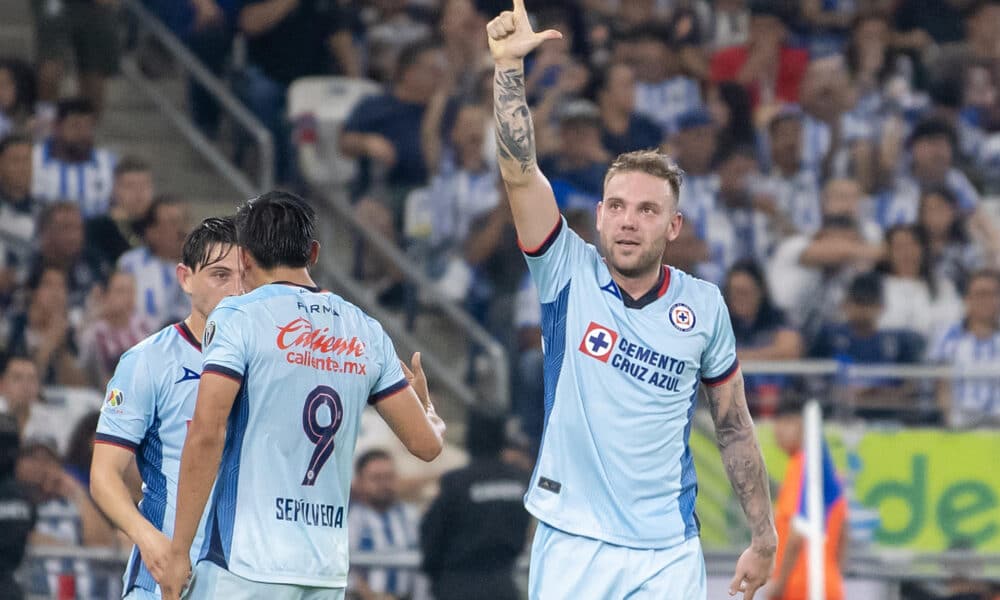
[
  {"left": 185, "top": 561, "right": 346, "bottom": 600},
  {"left": 528, "top": 521, "right": 707, "bottom": 600}
]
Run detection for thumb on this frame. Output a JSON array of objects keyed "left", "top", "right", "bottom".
[
  {"left": 534, "top": 29, "right": 563, "bottom": 42},
  {"left": 729, "top": 570, "right": 744, "bottom": 596},
  {"left": 412, "top": 351, "right": 423, "bottom": 375}
]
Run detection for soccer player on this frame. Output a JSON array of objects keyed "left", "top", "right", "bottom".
[
  {"left": 160, "top": 191, "right": 445, "bottom": 600},
  {"left": 90, "top": 217, "right": 241, "bottom": 599},
  {"left": 486, "top": 3, "right": 778, "bottom": 599}
]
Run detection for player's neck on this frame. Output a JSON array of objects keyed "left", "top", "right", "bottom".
[
  {"left": 611, "top": 266, "right": 663, "bottom": 300},
  {"left": 184, "top": 313, "right": 206, "bottom": 345},
  {"left": 256, "top": 267, "right": 317, "bottom": 290}
]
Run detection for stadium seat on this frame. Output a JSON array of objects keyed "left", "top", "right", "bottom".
[{"left": 287, "top": 76, "right": 382, "bottom": 187}]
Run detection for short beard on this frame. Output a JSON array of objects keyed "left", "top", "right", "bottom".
[{"left": 601, "top": 238, "right": 665, "bottom": 280}]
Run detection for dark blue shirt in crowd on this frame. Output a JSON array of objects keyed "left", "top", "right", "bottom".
[
  {"left": 539, "top": 157, "right": 607, "bottom": 199},
  {"left": 343, "top": 93, "right": 428, "bottom": 190},
  {"left": 809, "top": 324, "right": 924, "bottom": 364},
  {"left": 601, "top": 114, "right": 664, "bottom": 158}
]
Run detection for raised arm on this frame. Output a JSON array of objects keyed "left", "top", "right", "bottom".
[
  {"left": 703, "top": 369, "right": 777, "bottom": 600},
  {"left": 487, "top": 0, "right": 563, "bottom": 250}
]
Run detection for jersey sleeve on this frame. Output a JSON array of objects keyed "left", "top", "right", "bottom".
[
  {"left": 95, "top": 349, "right": 156, "bottom": 452},
  {"left": 700, "top": 289, "right": 740, "bottom": 386},
  {"left": 521, "top": 216, "right": 591, "bottom": 303},
  {"left": 368, "top": 323, "right": 409, "bottom": 405},
  {"left": 202, "top": 306, "right": 251, "bottom": 383}
]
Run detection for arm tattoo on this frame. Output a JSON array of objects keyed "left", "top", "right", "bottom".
[
  {"left": 705, "top": 375, "right": 777, "bottom": 553},
  {"left": 494, "top": 67, "right": 536, "bottom": 175}
]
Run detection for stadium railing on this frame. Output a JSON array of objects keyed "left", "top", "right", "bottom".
[{"left": 118, "top": 0, "right": 274, "bottom": 197}]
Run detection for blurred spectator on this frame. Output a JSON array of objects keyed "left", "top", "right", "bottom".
[
  {"left": 768, "top": 215, "right": 882, "bottom": 339},
  {"left": 439, "top": 0, "right": 489, "bottom": 88},
  {"left": 85, "top": 156, "right": 156, "bottom": 267},
  {"left": 16, "top": 441, "right": 114, "bottom": 547},
  {"left": 752, "top": 107, "right": 820, "bottom": 236},
  {"left": 723, "top": 260, "right": 803, "bottom": 415},
  {"left": 918, "top": 186, "right": 987, "bottom": 292},
  {"left": 31, "top": 98, "right": 116, "bottom": 218},
  {"left": 360, "top": 0, "right": 433, "bottom": 83},
  {"left": 342, "top": 38, "right": 446, "bottom": 205},
  {"left": 594, "top": 62, "right": 664, "bottom": 158},
  {"left": 798, "top": 56, "right": 877, "bottom": 190},
  {"left": 348, "top": 449, "right": 423, "bottom": 600},
  {"left": 539, "top": 100, "right": 610, "bottom": 206},
  {"left": 420, "top": 412, "right": 529, "bottom": 600},
  {"left": 15, "top": 441, "right": 116, "bottom": 598},
  {"left": 802, "top": 0, "right": 857, "bottom": 55},
  {"left": 880, "top": 117, "right": 965, "bottom": 213},
  {"left": 710, "top": 2, "right": 809, "bottom": 109},
  {"left": 928, "top": 269, "right": 1000, "bottom": 428},
  {"left": 237, "top": 0, "right": 362, "bottom": 182},
  {"left": 629, "top": 25, "right": 703, "bottom": 135},
  {"left": 78, "top": 272, "right": 154, "bottom": 388},
  {"left": 62, "top": 411, "right": 99, "bottom": 488},
  {"left": 0, "top": 58, "right": 36, "bottom": 139},
  {"left": 5, "top": 269, "right": 87, "bottom": 387},
  {"left": 0, "top": 413, "right": 34, "bottom": 600},
  {"left": 463, "top": 195, "right": 524, "bottom": 340},
  {"left": 143, "top": 0, "right": 243, "bottom": 136},
  {"left": 820, "top": 177, "right": 882, "bottom": 242},
  {"left": 0, "top": 355, "right": 40, "bottom": 435},
  {"left": 706, "top": 81, "right": 757, "bottom": 149},
  {"left": 30, "top": 0, "right": 120, "bottom": 113},
  {"left": 27, "top": 202, "right": 107, "bottom": 313},
  {"left": 413, "top": 102, "right": 499, "bottom": 302},
  {"left": 809, "top": 272, "right": 925, "bottom": 414},
  {"left": 672, "top": 108, "right": 719, "bottom": 240},
  {"left": 0, "top": 134, "right": 36, "bottom": 246},
  {"left": 699, "top": 144, "right": 770, "bottom": 284},
  {"left": 876, "top": 224, "right": 963, "bottom": 339},
  {"left": 117, "top": 196, "right": 191, "bottom": 328},
  {"left": 768, "top": 392, "right": 847, "bottom": 600},
  {"left": 522, "top": 8, "right": 575, "bottom": 101}
]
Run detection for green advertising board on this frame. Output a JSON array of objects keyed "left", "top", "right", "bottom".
[{"left": 694, "top": 424, "right": 1000, "bottom": 552}]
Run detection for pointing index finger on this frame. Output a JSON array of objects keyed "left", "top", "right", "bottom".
[{"left": 512, "top": 0, "right": 526, "bottom": 16}]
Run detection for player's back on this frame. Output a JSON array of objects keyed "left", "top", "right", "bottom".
[{"left": 198, "top": 282, "right": 408, "bottom": 587}]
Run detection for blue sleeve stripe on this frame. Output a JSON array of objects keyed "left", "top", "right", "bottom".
[
  {"left": 203, "top": 364, "right": 244, "bottom": 383},
  {"left": 701, "top": 358, "right": 740, "bottom": 387},
  {"left": 94, "top": 433, "right": 139, "bottom": 452},
  {"left": 519, "top": 217, "right": 563, "bottom": 257},
  {"left": 369, "top": 379, "right": 409, "bottom": 405}
]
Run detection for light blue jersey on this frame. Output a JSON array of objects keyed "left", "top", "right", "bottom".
[
  {"left": 523, "top": 218, "right": 738, "bottom": 550},
  {"left": 95, "top": 321, "right": 209, "bottom": 598},
  {"left": 197, "top": 282, "right": 408, "bottom": 588}
]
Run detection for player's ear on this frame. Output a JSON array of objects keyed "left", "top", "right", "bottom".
[
  {"left": 666, "top": 210, "right": 683, "bottom": 242},
  {"left": 176, "top": 263, "right": 193, "bottom": 295},
  {"left": 308, "top": 240, "right": 321, "bottom": 267}
]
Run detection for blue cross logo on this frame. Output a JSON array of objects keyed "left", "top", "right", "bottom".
[
  {"left": 589, "top": 331, "right": 610, "bottom": 353},
  {"left": 677, "top": 312, "right": 688, "bottom": 323}
]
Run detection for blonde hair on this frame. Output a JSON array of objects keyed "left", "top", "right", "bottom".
[{"left": 603, "top": 150, "right": 684, "bottom": 207}]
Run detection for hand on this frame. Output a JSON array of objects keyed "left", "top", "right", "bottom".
[
  {"left": 365, "top": 135, "right": 397, "bottom": 167},
  {"left": 192, "top": 0, "right": 223, "bottom": 30},
  {"left": 159, "top": 549, "right": 192, "bottom": 600},
  {"left": 729, "top": 544, "right": 776, "bottom": 599},
  {"left": 400, "top": 352, "right": 430, "bottom": 411},
  {"left": 486, "top": 0, "right": 562, "bottom": 65},
  {"left": 136, "top": 526, "right": 173, "bottom": 583}
]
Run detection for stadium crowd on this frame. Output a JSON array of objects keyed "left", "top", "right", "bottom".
[{"left": 2, "top": 0, "right": 1000, "bottom": 598}]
